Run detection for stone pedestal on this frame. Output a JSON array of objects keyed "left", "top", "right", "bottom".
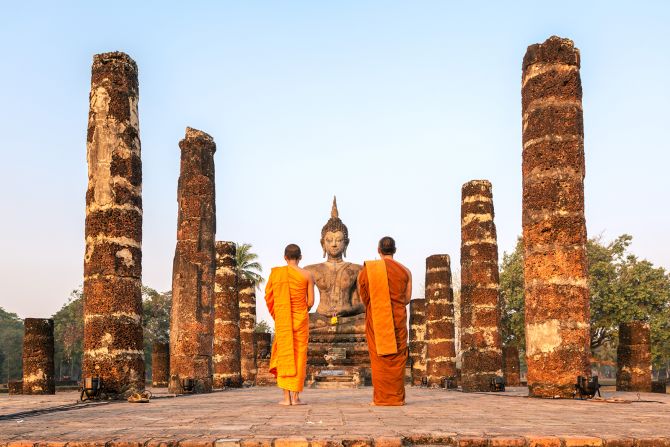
[
  {"left": 307, "top": 331, "right": 371, "bottom": 386},
  {"left": 409, "top": 299, "right": 427, "bottom": 386},
  {"left": 22, "top": 318, "right": 55, "bottom": 395},
  {"left": 503, "top": 346, "right": 521, "bottom": 387},
  {"left": 522, "top": 36, "right": 590, "bottom": 398},
  {"left": 168, "top": 128, "right": 217, "bottom": 395},
  {"left": 83, "top": 51, "right": 144, "bottom": 398},
  {"left": 152, "top": 342, "right": 169, "bottom": 387},
  {"left": 617, "top": 321, "right": 651, "bottom": 392}
]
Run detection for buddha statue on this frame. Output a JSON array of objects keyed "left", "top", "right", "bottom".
[{"left": 306, "top": 197, "right": 365, "bottom": 337}]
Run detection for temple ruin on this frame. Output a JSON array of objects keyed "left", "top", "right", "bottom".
[
  {"left": 424, "top": 255, "right": 456, "bottom": 387},
  {"left": 617, "top": 321, "right": 652, "bottom": 392},
  {"left": 213, "top": 241, "right": 242, "bottom": 388},
  {"left": 83, "top": 52, "right": 144, "bottom": 397},
  {"left": 409, "top": 299, "right": 427, "bottom": 386},
  {"left": 503, "top": 346, "right": 521, "bottom": 387},
  {"left": 460, "top": 180, "right": 503, "bottom": 392},
  {"left": 22, "top": 318, "right": 55, "bottom": 395},
  {"left": 239, "top": 276, "right": 258, "bottom": 384},
  {"left": 152, "top": 342, "right": 169, "bottom": 387},
  {"left": 168, "top": 128, "right": 217, "bottom": 394},
  {"left": 521, "top": 36, "right": 590, "bottom": 398}
]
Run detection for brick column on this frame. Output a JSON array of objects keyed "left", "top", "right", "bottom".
[
  {"left": 168, "top": 128, "right": 217, "bottom": 394},
  {"left": 239, "top": 277, "right": 258, "bottom": 384},
  {"left": 503, "top": 346, "right": 521, "bottom": 387},
  {"left": 460, "top": 180, "right": 503, "bottom": 392},
  {"left": 409, "top": 299, "right": 427, "bottom": 386},
  {"left": 83, "top": 52, "right": 144, "bottom": 397},
  {"left": 521, "top": 36, "right": 591, "bottom": 398},
  {"left": 151, "top": 342, "right": 169, "bottom": 387},
  {"left": 22, "top": 318, "right": 55, "bottom": 395},
  {"left": 616, "top": 321, "right": 652, "bottom": 392},
  {"left": 213, "top": 241, "right": 242, "bottom": 388},
  {"left": 424, "top": 255, "right": 456, "bottom": 387}
]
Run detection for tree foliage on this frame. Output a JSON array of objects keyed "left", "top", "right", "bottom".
[
  {"left": 499, "top": 234, "right": 670, "bottom": 367},
  {"left": 254, "top": 320, "right": 273, "bottom": 334},
  {"left": 0, "top": 307, "right": 24, "bottom": 383},
  {"left": 235, "top": 243, "right": 264, "bottom": 289},
  {"left": 53, "top": 287, "right": 84, "bottom": 380}
]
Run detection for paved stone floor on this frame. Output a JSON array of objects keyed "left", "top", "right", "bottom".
[{"left": 0, "top": 387, "right": 669, "bottom": 445}]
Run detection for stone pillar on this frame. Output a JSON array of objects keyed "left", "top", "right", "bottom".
[
  {"left": 424, "top": 255, "right": 457, "bottom": 387},
  {"left": 168, "top": 128, "right": 217, "bottom": 394},
  {"left": 521, "top": 36, "right": 590, "bottom": 398},
  {"left": 503, "top": 346, "right": 521, "bottom": 387},
  {"left": 151, "top": 342, "right": 169, "bottom": 387},
  {"left": 239, "top": 277, "right": 258, "bottom": 384},
  {"left": 409, "top": 299, "right": 427, "bottom": 386},
  {"left": 22, "top": 318, "right": 55, "bottom": 395},
  {"left": 83, "top": 52, "right": 144, "bottom": 397},
  {"left": 460, "top": 180, "right": 503, "bottom": 392},
  {"left": 254, "top": 332, "right": 272, "bottom": 359},
  {"left": 213, "top": 241, "right": 242, "bottom": 388},
  {"left": 616, "top": 321, "right": 652, "bottom": 392}
]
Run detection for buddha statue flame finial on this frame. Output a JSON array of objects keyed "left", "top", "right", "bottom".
[{"left": 331, "top": 196, "right": 339, "bottom": 218}]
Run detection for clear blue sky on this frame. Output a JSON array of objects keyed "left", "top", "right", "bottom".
[{"left": 1, "top": 2, "right": 669, "bottom": 327}]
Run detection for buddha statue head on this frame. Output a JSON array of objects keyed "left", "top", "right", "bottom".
[{"left": 320, "top": 196, "right": 349, "bottom": 260}]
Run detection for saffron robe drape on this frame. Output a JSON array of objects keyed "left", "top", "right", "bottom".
[
  {"left": 359, "top": 258, "right": 410, "bottom": 406},
  {"left": 265, "top": 265, "right": 309, "bottom": 392}
]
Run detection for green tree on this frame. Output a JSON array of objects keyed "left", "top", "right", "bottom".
[
  {"left": 235, "top": 243, "right": 264, "bottom": 289},
  {"left": 254, "top": 320, "right": 273, "bottom": 334},
  {"left": 53, "top": 287, "right": 84, "bottom": 380},
  {"left": 500, "top": 238, "right": 525, "bottom": 349},
  {"left": 142, "top": 287, "right": 172, "bottom": 378},
  {"left": 499, "top": 234, "right": 670, "bottom": 367},
  {"left": 0, "top": 307, "right": 24, "bottom": 383}
]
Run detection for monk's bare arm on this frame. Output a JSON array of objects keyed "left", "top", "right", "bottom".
[
  {"left": 404, "top": 267, "right": 412, "bottom": 305},
  {"left": 306, "top": 271, "right": 315, "bottom": 310}
]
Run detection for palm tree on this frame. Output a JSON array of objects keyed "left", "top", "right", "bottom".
[{"left": 235, "top": 243, "right": 264, "bottom": 289}]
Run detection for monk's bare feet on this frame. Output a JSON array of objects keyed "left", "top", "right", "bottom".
[
  {"left": 291, "top": 392, "right": 306, "bottom": 405},
  {"left": 279, "top": 390, "right": 291, "bottom": 406}
]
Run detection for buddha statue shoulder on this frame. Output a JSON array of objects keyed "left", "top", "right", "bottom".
[{"left": 305, "top": 197, "right": 365, "bottom": 334}]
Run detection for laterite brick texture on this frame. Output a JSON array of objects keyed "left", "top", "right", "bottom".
[
  {"left": 616, "top": 321, "right": 651, "bottom": 392},
  {"left": 424, "top": 255, "right": 456, "bottom": 387},
  {"left": 168, "top": 128, "right": 217, "bottom": 394},
  {"left": 238, "top": 277, "right": 258, "bottom": 384},
  {"left": 409, "top": 299, "right": 427, "bottom": 386},
  {"left": 151, "top": 342, "right": 169, "bottom": 387},
  {"left": 213, "top": 241, "right": 242, "bottom": 388},
  {"left": 22, "top": 318, "right": 55, "bottom": 395},
  {"left": 83, "top": 52, "right": 144, "bottom": 397},
  {"left": 522, "top": 36, "right": 590, "bottom": 398},
  {"left": 460, "top": 180, "right": 503, "bottom": 392}
]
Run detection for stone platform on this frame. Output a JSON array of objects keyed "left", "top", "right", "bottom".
[{"left": 1, "top": 387, "right": 669, "bottom": 445}]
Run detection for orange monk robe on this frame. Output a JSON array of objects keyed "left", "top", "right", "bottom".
[
  {"left": 264, "top": 266, "right": 309, "bottom": 392},
  {"left": 358, "top": 259, "right": 409, "bottom": 406}
]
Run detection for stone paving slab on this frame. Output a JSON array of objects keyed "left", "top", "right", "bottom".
[{"left": 0, "top": 387, "right": 668, "bottom": 445}]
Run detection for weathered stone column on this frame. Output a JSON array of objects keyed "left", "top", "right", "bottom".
[
  {"left": 152, "top": 342, "right": 169, "bottom": 387},
  {"left": 522, "top": 36, "right": 590, "bottom": 398},
  {"left": 503, "top": 346, "right": 521, "bottom": 387},
  {"left": 460, "top": 180, "right": 503, "bottom": 392},
  {"left": 424, "top": 255, "right": 457, "bottom": 387},
  {"left": 213, "top": 241, "right": 242, "bottom": 388},
  {"left": 168, "top": 128, "right": 217, "bottom": 394},
  {"left": 617, "top": 321, "right": 652, "bottom": 392},
  {"left": 239, "top": 276, "right": 258, "bottom": 384},
  {"left": 254, "top": 332, "right": 272, "bottom": 359},
  {"left": 22, "top": 318, "right": 55, "bottom": 395},
  {"left": 83, "top": 52, "right": 144, "bottom": 397},
  {"left": 409, "top": 299, "right": 427, "bottom": 386}
]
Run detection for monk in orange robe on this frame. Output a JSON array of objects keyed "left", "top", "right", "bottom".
[
  {"left": 358, "top": 236, "right": 412, "bottom": 406},
  {"left": 265, "top": 243, "right": 315, "bottom": 405}
]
